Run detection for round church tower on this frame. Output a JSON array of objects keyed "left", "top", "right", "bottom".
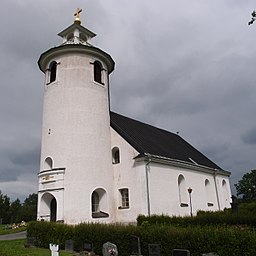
[{"left": 37, "top": 11, "right": 115, "bottom": 224}]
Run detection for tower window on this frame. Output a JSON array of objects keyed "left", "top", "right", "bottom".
[
  {"left": 119, "top": 188, "right": 129, "bottom": 209},
  {"left": 49, "top": 61, "right": 57, "bottom": 83},
  {"left": 112, "top": 147, "right": 120, "bottom": 164},
  {"left": 94, "top": 61, "right": 103, "bottom": 84},
  {"left": 44, "top": 157, "right": 53, "bottom": 170}
]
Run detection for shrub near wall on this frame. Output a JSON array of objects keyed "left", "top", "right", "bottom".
[
  {"left": 27, "top": 221, "right": 73, "bottom": 248},
  {"left": 137, "top": 212, "right": 256, "bottom": 228},
  {"left": 27, "top": 221, "right": 256, "bottom": 256}
]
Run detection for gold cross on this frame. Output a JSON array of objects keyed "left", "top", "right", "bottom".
[{"left": 74, "top": 8, "right": 82, "bottom": 21}]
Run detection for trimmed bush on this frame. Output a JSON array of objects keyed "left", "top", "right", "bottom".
[
  {"left": 137, "top": 211, "right": 256, "bottom": 228},
  {"left": 27, "top": 221, "right": 256, "bottom": 256}
]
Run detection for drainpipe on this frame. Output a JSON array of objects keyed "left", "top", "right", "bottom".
[
  {"left": 214, "top": 169, "right": 221, "bottom": 210},
  {"left": 145, "top": 155, "right": 152, "bottom": 216}
]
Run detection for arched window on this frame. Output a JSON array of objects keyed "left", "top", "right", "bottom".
[
  {"left": 49, "top": 61, "right": 57, "bottom": 83},
  {"left": 205, "top": 179, "right": 214, "bottom": 207},
  {"left": 44, "top": 157, "right": 53, "bottom": 170},
  {"left": 112, "top": 147, "right": 120, "bottom": 164},
  {"left": 94, "top": 61, "right": 103, "bottom": 84},
  {"left": 91, "top": 188, "right": 109, "bottom": 218},
  {"left": 222, "top": 180, "right": 229, "bottom": 205},
  {"left": 178, "top": 175, "right": 188, "bottom": 207}
]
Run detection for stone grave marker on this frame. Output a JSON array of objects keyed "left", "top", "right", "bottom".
[
  {"left": 27, "top": 236, "right": 36, "bottom": 247},
  {"left": 102, "top": 242, "right": 118, "bottom": 256},
  {"left": 130, "top": 235, "right": 142, "bottom": 255},
  {"left": 84, "top": 241, "right": 93, "bottom": 252},
  {"left": 173, "top": 249, "right": 190, "bottom": 256},
  {"left": 148, "top": 244, "right": 161, "bottom": 256},
  {"left": 65, "top": 239, "right": 74, "bottom": 252},
  {"left": 49, "top": 243, "right": 59, "bottom": 256}
]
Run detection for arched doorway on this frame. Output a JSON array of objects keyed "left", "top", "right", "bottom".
[
  {"left": 40, "top": 193, "right": 57, "bottom": 222},
  {"left": 50, "top": 197, "right": 57, "bottom": 222}
]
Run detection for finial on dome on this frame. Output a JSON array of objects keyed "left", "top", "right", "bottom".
[{"left": 74, "top": 8, "right": 82, "bottom": 24}]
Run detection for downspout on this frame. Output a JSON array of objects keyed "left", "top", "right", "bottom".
[
  {"left": 145, "top": 155, "right": 152, "bottom": 216},
  {"left": 213, "top": 169, "right": 221, "bottom": 210}
]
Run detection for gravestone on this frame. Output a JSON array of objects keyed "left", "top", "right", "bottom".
[
  {"left": 173, "top": 249, "right": 190, "bottom": 256},
  {"left": 130, "top": 235, "right": 142, "bottom": 255},
  {"left": 65, "top": 239, "right": 74, "bottom": 252},
  {"left": 148, "top": 244, "right": 161, "bottom": 256},
  {"left": 84, "top": 241, "right": 93, "bottom": 252},
  {"left": 102, "top": 242, "right": 118, "bottom": 256},
  {"left": 49, "top": 243, "right": 59, "bottom": 256},
  {"left": 27, "top": 236, "right": 36, "bottom": 247}
]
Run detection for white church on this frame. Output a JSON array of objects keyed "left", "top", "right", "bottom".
[{"left": 37, "top": 11, "right": 231, "bottom": 224}]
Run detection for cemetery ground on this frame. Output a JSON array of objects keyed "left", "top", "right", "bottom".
[
  {"left": 0, "top": 239, "right": 72, "bottom": 256},
  {"left": 0, "top": 224, "right": 72, "bottom": 256}
]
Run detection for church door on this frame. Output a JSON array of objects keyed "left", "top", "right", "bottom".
[{"left": 50, "top": 197, "right": 57, "bottom": 222}]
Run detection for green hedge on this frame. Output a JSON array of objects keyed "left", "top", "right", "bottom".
[
  {"left": 137, "top": 211, "right": 256, "bottom": 228},
  {"left": 27, "top": 221, "right": 256, "bottom": 256}
]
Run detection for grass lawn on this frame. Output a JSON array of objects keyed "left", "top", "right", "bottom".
[
  {"left": 0, "top": 239, "right": 73, "bottom": 256},
  {"left": 0, "top": 225, "right": 27, "bottom": 235}
]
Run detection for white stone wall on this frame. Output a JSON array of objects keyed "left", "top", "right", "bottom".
[
  {"left": 148, "top": 163, "right": 231, "bottom": 216},
  {"left": 39, "top": 49, "right": 114, "bottom": 224},
  {"left": 110, "top": 128, "right": 149, "bottom": 223},
  {"left": 110, "top": 128, "right": 231, "bottom": 222}
]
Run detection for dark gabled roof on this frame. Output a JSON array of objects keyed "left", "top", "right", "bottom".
[{"left": 110, "top": 111, "right": 222, "bottom": 170}]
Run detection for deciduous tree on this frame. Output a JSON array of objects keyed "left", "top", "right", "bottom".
[{"left": 235, "top": 169, "right": 256, "bottom": 200}]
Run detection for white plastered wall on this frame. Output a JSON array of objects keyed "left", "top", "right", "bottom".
[
  {"left": 39, "top": 51, "right": 114, "bottom": 224},
  {"left": 110, "top": 128, "right": 231, "bottom": 221},
  {"left": 110, "top": 128, "right": 149, "bottom": 223},
  {"left": 148, "top": 163, "right": 231, "bottom": 216}
]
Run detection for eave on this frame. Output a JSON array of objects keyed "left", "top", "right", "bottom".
[{"left": 134, "top": 153, "right": 231, "bottom": 177}]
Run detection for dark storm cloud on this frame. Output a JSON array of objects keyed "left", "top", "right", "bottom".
[
  {"left": 0, "top": 141, "right": 40, "bottom": 182},
  {"left": 242, "top": 127, "right": 256, "bottom": 145},
  {"left": 1, "top": 0, "right": 256, "bottom": 199}
]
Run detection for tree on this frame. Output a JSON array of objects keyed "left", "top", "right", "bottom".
[
  {"left": 20, "top": 193, "right": 38, "bottom": 221},
  {"left": 235, "top": 169, "right": 256, "bottom": 200},
  {"left": 0, "top": 191, "right": 11, "bottom": 224},
  {"left": 0, "top": 191, "right": 38, "bottom": 224},
  {"left": 9, "top": 198, "right": 22, "bottom": 223}
]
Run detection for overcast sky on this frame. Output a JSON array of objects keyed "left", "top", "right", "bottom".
[{"left": 1, "top": 1, "right": 256, "bottom": 201}]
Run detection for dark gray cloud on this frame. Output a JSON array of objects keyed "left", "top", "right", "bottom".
[
  {"left": 1, "top": 0, "right": 256, "bottom": 199},
  {"left": 242, "top": 127, "right": 256, "bottom": 145}
]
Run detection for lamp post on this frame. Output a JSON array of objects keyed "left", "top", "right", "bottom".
[{"left": 187, "top": 187, "right": 193, "bottom": 217}]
